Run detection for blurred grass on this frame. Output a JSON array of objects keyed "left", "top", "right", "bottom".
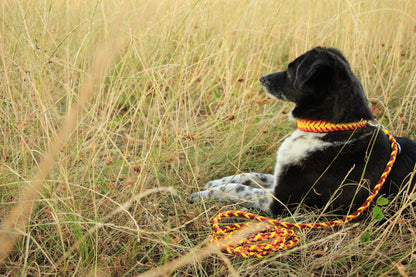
[{"left": 0, "top": 0, "right": 416, "bottom": 276}]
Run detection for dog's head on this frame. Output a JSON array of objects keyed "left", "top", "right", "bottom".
[{"left": 260, "top": 47, "right": 373, "bottom": 123}]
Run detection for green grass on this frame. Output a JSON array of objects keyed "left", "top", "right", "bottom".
[{"left": 1, "top": 0, "right": 416, "bottom": 276}]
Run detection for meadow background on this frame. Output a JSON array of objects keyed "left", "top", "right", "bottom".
[{"left": 1, "top": 0, "right": 416, "bottom": 276}]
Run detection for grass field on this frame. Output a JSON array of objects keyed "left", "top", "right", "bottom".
[{"left": 1, "top": 0, "right": 416, "bottom": 276}]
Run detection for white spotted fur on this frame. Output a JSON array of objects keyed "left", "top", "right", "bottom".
[{"left": 273, "top": 130, "right": 331, "bottom": 184}]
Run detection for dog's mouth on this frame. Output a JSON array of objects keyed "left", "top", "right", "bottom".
[
  {"left": 260, "top": 75, "right": 289, "bottom": 102},
  {"left": 261, "top": 83, "right": 288, "bottom": 102}
]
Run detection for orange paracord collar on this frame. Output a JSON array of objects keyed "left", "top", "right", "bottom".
[
  {"left": 297, "top": 119, "right": 368, "bottom": 133},
  {"left": 209, "top": 120, "right": 399, "bottom": 258}
]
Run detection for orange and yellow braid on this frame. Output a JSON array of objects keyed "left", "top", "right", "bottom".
[{"left": 209, "top": 125, "right": 398, "bottom": 258}]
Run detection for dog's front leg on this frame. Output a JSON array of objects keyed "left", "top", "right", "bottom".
[{"left": 189, "top": 173, "right": 275, "bottom": 214}]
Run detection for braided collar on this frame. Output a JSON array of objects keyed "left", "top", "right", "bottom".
[{"left": 297, "top": 119, "right": 368, "bottom": 133}]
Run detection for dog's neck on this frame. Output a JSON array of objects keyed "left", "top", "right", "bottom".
[{"left": 297, "top": 119, "right": 368, "bottom": 133}]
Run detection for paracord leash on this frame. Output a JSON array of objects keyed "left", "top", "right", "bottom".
[{"left": 209, "top": 121, "right": 399, "bottom": 258}]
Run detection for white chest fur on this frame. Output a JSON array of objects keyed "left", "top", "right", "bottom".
[{"left": 274, "top": 130, "right": 332, "bottom": 184}]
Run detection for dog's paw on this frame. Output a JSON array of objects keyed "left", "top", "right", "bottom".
[
  {"left": 188, "top": 190, "right": 213, "bottom": 202},
  {"left": 188, "top": 191, "right": 201, "bottom": 202}
]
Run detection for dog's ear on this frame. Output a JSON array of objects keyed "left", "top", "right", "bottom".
[
  {"left": 293, "top": 59, "right": 329, "bottom": 90},
  {"left": 294, "top": 58, "right": 349, "bottom": 90}
]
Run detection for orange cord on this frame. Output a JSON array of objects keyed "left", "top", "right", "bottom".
[
  {"left": 297, "top": 119, "right": 368, "bottom": 133},
  {"left": 209, "top": 122, "right": 398, "bottom": 258}
]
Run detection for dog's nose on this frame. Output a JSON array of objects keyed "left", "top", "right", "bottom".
[{"left": 259, "top": 75, "right": 268, "bottom": 84}]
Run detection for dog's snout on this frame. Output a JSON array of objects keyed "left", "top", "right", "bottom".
[{"left": 260, "top": 75, "right": 269, "bottom": 84}]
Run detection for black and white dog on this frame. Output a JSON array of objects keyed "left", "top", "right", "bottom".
[{"left": 191, "top": 47, "right": 416, "bottom": 216}]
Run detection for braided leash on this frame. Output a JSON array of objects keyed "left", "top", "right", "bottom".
[{"left": 209, "top": 121, "right": 399, "bottom": 258}]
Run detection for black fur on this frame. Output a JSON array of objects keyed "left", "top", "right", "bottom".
[
  {"left": 260, "top": 47, "right": 416, "bottom": 215},
  {"left": 260, "top": 47, "right": 374, "bottom": 123}
]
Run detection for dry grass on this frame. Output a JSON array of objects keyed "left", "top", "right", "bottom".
[{"left": 0, "top": 0, "right": 416, "bottom": 276}]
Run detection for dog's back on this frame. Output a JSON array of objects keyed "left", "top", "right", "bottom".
[{"left": 388, "top": 136, "right": 416, "bottom": 190}]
